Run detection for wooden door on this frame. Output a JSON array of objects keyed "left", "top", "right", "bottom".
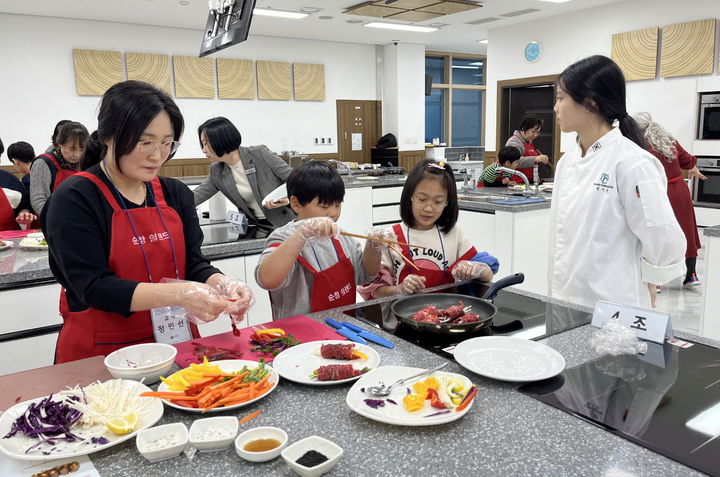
[{"left": 337, "top": 100, "right": 381, "bottom": 163}]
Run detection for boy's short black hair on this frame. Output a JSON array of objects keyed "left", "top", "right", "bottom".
[
  {"left": 198, "top": 117, "right": 242, "bottom": 157},
  {"left": 519, "top": 113, "right": 544, "bottom": 132},
  {"left": 7, "top": 142, "right": 35, "bottom": 164},
  {"left": 498, "top": 146, "right": 521, "bottom": 165},
  {"left": 400, "top": 159, "right": 458, "bottom": 234},
  {"left": 286, "top": 160, "right": 345, "bottom": 206},
  {"left": 0, "top": 137, "right": 4, "bottom": 157}
]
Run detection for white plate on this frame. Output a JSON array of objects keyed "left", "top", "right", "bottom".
[
  {"left": 18, "top": 238, "right": 48, "bottom": 250},
  {"left": 453, "top": 336, "right": 565, "bottom": 382},
  {"left": 0, "top": 240, "right": 13, "bottom": 251},
  {"left": 0, "top": 380, "right": 163, "bottom": 461},
  {"left": 157, "top": 359, "right": 278, "bottom": 413},
  {"left": 346, "top": 366, "right": 475, "bottom": 426},
  {"left": 261, "top": 183, "right": 287, "bottom": 205},
  {"left": 271, "top": 340, "right": 380, "bottom": 386}
]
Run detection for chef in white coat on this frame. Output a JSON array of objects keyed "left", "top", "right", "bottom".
[{"left": 549, "top": 55, "right": 685, "bottom": 309}]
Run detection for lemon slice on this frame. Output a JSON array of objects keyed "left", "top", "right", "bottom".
[{"left": 106, "top": 413, "right": 139, "bottom": 435}]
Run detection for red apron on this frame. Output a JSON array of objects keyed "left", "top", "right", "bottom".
[
  {"left": 0, "top": 189, "right": 20, "bottom": 231},
  {"left": 516, "top": 142, "right": 537, "bottom": 184},
  {"left": 392, "top": 224, "right": 477, "bottom": 288},
  {"left": 295, "top": 237, "right": 357, "bottom": 312},
  {"left": 56, "top": 172, "right": 190, "bottom": 363},
  {"left": 40, "top": 153, "right": 78, "bottom": 192}
]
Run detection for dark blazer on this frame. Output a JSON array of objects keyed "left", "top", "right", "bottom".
[{"left": 193, "top": 145, "right": 295, "bottom": 227}]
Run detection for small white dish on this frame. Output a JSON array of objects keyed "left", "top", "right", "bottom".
[
  {"left": 261, "top": 183, "right": 287, "bottom": 205},
  {"left": 281, "top": 436, "right": 343, "bottom": 477},
  {"left": 27, "top": 232, "right": 44, "bottom": 239},
  {"left": 136, "top": 422, "right": 188, "bottom": 463},
  {"left": 189, "top": 416, "right": 239, "bottom": 452},
  {"left": 235, "top": 426, "right": 287, "bottom": 462},
  {"left": 104, "top": 342, "right": 177, "bottom": 384}
]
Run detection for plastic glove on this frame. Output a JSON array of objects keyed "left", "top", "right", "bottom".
[
  {"left": 211, "top": 275, "right": 254, "bottom": 324},
  {"left": 452, "top": 260, "right": 492, "bottom": 281},
  {"left": 398, "top": 274, "right": 426, "bottom": 294},
  {"left": 263, "top": 197, "right": 290, "bottom": 209},
  {"left": 366, "top": 227, "right": 396, "bottom": 250},
  {"left": 15, "top": 210, "right": 37, "bottom": 225},
  {"left": 172, "top": 282, "right": 228, "bottom": 323},
  {"left": 288, "top": 217, "right": 339, "bottom": 247}
]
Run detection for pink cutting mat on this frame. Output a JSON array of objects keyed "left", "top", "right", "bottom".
[
  {"left": 173, "top": 315, "right": 346, "bottom": 367},
  {"left": 0, "top": 229, "right": 39, "bottom": 239}
]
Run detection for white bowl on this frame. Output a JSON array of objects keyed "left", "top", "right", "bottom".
[
  {"left": 189, "top": 416, "right": 239, "bottom": 452},
  {"left": 281, "top": 436, "right": 343, "bottom": 477},
  {"left": 136, "top": 422, "right": 188, "bottom": 463},
  {"left": 104, "top": 343, "right": 177, "bottom": 384},
  {"left": 235, "top": 426, "right": 287, "bottom": 462}
]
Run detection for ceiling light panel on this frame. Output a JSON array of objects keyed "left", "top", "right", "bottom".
[
  {"left": 501, "top": 8, "right": 540, "bottom": 17},
  {"left": 364, "top": 21, "right": 438, "bottom": 32},
  {"left": 254, "top": 8, "right": 309, "bottom": 19}
]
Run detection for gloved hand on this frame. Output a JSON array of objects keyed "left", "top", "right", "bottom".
[
  {"left": 15, "top": 210, "right": 37, "bottom": 225},
  {"left": 397, "top": 274, "right": 426, "bottom": 294},
  {"left": 211, "top": 275, "right": 254, "bottom": 324},
  {"left": 172, "top": 282, "right": 228, "bottom": 323},
  {"left": 366, "top": 227, "right": 396, "bottom": 250},
  {"left": 288, "top": 217, "right": 339, "bottom": 247},
  {"left": 451, "top": 260, "right": 492, "bottom": 281},
  {"left": 262, "top": 197, "right": 290, "bottom": 209}
]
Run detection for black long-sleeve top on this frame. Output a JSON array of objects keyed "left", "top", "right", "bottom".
[
  {"left": 0, "top": 170, "right": 31, "bottom": 214},
  {"left": 42, "top": 165, "right": 220, "bottom": 315}
]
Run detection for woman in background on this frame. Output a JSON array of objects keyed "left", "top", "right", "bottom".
[
  {"left": 632, "top": 112, "right": 705, "bottom": 288},
  {"left": 504, "top": 113, "right": 550, "bottom": 182},
  {"left": 194, "top": 117, "right": 294, "bottom": 227}
]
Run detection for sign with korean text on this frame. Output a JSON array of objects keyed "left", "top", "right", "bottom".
[
  {"left": 151, "top": 306, "right": 193, "bottom": 345},
  {"left": 591, "top": 300, "right": 673, "bottom": 344}
]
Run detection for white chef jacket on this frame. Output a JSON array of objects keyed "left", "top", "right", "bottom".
[{"left": 549, "top": 127, "right": 685, "bottom": 309}]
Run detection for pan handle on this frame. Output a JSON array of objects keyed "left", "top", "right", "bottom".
[{"left": 482, "top": 273, "right": 525, "bottom": 301}]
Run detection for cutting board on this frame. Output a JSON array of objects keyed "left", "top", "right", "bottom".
[
  {"left": 173, "top": 315, "right": 345, "bottom": 367},
  {"left": 0, "top": 356, "right": 112, "bottom": 411}
]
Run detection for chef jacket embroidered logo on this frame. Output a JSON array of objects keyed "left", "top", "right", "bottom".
[
  {"left": 593, "top": 173, "right": 614, "bottom": 193},
  {"left": 591, "top": 141, "right": 602, "bottom": 152}
]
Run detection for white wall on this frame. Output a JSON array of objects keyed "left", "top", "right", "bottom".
[
  {"left": 0, "top": 13, "right": 378, "bottom": 164},
  {"left": 486, "top": 0, "right": 720, "bottom": 153},
  {"left": 382, "top": 42, "right": 425, "bottom": 151}
]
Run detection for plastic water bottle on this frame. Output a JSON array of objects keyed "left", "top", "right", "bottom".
[{"left": 533, "top": 164, "right": 539, "bottom": 188}]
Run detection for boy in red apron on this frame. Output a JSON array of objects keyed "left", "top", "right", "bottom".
[
  {"left": 255, "top": 161, "right": 387, "bottom": 319},
  {"left": 480, "top": 147, "right": 521, "bottom": 187}
]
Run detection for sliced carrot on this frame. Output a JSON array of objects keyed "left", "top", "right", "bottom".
[
  {"left": 239, "top": 409, "right": 262, "bottom": 424},
  {"left": 456, "top": 388, "right": 478, "bottom": 412}
]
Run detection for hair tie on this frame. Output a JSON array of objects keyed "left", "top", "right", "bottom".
[
  {"left": 620, "top": 112, "right": 629, "bottom": 120},
  {"left": 428, "top": 162, "right": 445, "bottom": 170}
]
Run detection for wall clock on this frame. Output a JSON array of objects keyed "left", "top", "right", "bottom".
[{"left": 524, "top": 41, "right": 542, "bottom": 63}]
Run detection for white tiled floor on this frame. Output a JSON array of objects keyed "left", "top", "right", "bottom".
[{"left": 654, "top": 250, "right": 705, "bottom": 335}]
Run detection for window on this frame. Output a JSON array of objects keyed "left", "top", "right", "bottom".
[{"left": 424, "top": 52, "right": 486, "bottom": 146}]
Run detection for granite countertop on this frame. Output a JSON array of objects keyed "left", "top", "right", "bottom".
[{"left": 84, "top": 284, "right": 715, "bottom": 477}]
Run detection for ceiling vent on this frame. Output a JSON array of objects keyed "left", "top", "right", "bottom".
[
  {"left": 465, "top": 17, "right": 500, "bottom": 25},
  {"left": 501, "top": 8, "right": 540, "bottom": 17}
]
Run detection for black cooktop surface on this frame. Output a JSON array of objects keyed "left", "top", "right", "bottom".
[
  {"left": 343, "top": 281, "right": 592, "bottom": 357},
  {"left": 520, "top": 341, "right": 720, "bottom": 476}
]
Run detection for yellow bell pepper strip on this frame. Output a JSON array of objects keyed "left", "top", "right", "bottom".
[
  {"left": 403, "top": 394, "right": 425, "bottom": 412},
  {"left": 351, "top": 350, "right": 369, "bottom": 360},
  {"left": 252, "top": 328, "right": 286, "bottom": 342}
]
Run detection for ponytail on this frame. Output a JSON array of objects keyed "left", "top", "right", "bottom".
[
  {"left": 80, "top": 130, "right": 107, "bottom": 171},
  {"left": 617, "top": 114, "right": 645, "bottom": 150}
]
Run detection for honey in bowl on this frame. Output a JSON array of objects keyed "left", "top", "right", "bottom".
[{"left": 243, "top": 438, "right": 282, "bottom": 452}]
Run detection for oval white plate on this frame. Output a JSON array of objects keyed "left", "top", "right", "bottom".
[
  {"left": 261, "top": 183, "right": 287, "bottom": 205},
  {"left": 453, "top": 336, "right": 565, "bottom": 382},
  {"left": 157, "top": 359, "right": 278, "bottom": 413},
  {"left": 271, "top": 340, "right": 380, "bottom": 386},
  {"left": 0, "top": 380, "right": 163, "bottom": 461},
  {"left": 0, "top": 240, "right": 13, "bottom": 251},
  {"left": 346, "top": 365, "right": 475, "bottom": 426}
]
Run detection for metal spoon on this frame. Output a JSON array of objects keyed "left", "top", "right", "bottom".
[{"left": 365, "top": 362, "right": 449, "bottom": 397}]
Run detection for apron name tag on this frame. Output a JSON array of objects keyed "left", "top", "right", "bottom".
[
  {"left": 151, "top": 305, "right": 193, "bottom": 345},
  {"left": 245, "top": 167, "right": 256, "bottom": 174}
]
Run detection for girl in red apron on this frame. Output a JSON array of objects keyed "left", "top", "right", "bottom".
[
  {"left": 360, "top": 160, "right": 494, "bottom": 299},
  {"left": 44, "top": 81, "right": 252, "bottom": 363}
]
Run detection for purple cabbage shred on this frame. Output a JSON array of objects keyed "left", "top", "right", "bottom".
[
  {"left": 386, "top": 399, "right": 397, "bottom": 405},
  {"left": 424, "top": 410, "right": 452, "bottom": 418},
  {"left": 364, "top": 399, "right": 386, "bottom": 409}
]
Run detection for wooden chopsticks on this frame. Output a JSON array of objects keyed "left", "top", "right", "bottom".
[
  {"left": 388, "top": 244, "right": 420, "bottom": 271},
  {"left": 339, "top": 231, "right": 428, "bottom": 250}
]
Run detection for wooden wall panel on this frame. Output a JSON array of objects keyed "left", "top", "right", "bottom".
[
  {"left": 125, "top": 53, "right": 171, "bottom": 92},
  {"left": 399, "top": 150, "right": 426, "bottom": 171},
  {"left": 217, "top": 58, "right": 255, "bottom": 99},
  {"left": 611, "top": 28, "right": 659, "bottom": 81},
  {"left": 293, "top": 63, "right": 325, "bottom": 101},
  {"left": 257, "top": 61, "right": 291, "bottom": 100},
  {"left": 661, "top": 19, "right": 716, "bottom": 78},
  {"left": 173, "top": 56, "right": 215, "bottom": 98},
  {"left": 72, "top": 49, "right": 123, "bottom": 96}
]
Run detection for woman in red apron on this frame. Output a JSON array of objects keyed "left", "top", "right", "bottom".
[
  {"left": 0, "top": 170, "right": 36, "bottom": 231},
  {"left": 43, "top": 81, "right": 253, "bottom": 363},
  {"left": 505, "top": 113, "right": 550, "bottom": 182},
  {"left": 360, "top": 160, "right": 493, "bottom": 299},
  {"left": 632, "top": 112, "right": 705, "bottom": 288},
  {"left": 30, "top": 121, "right": 89, "bottom": 216}
]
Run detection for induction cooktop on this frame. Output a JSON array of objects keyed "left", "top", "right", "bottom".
[
  {"left": 343, "top": 281, "right": 592, "bottom": 358},
  {"left": 520, "top": 341, "right": 720, "bottom": 476}
]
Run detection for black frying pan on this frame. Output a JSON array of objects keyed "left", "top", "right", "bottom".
[{"left": 390, "top": 273, "right": 525, "bottom": 335}]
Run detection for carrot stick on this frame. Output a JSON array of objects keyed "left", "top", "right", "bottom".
[
  {"left": 456, "top": 388, "right": 478, "bottom": 412},
  {"left": 140, "top": 391, "right": 198, "bottom": 399},
  {"left": 239, "top": 409, "right": 262, "bottom": 424}
]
